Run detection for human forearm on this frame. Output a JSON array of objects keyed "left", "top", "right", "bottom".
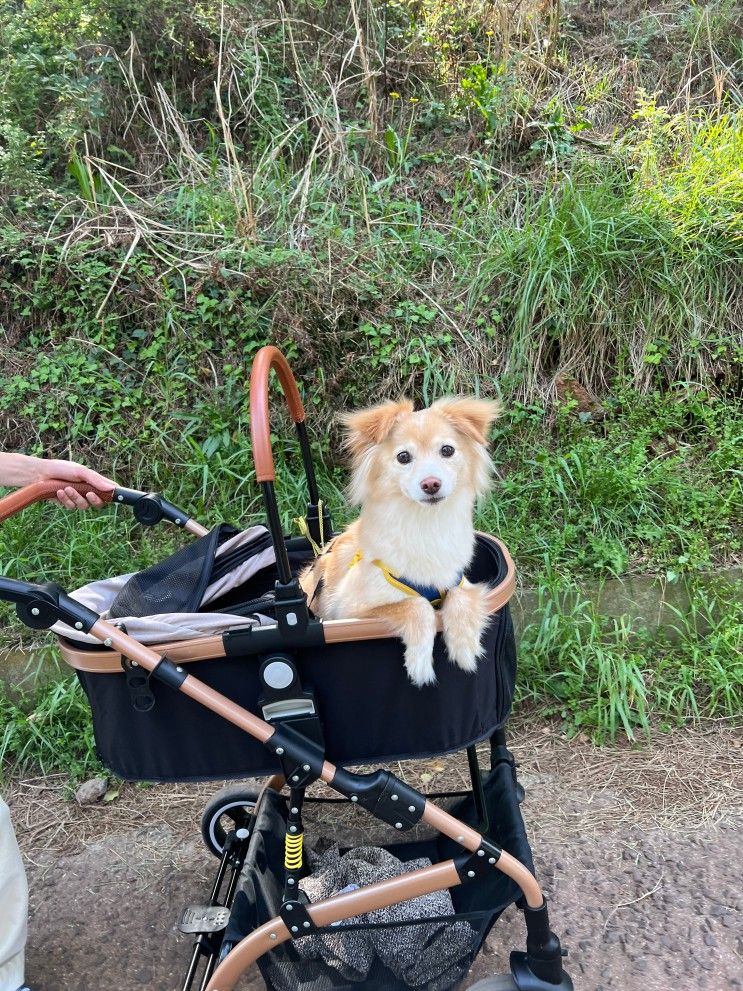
[
  {"left": 0, "top": 453, "right": 114, "bottom": 509},
  {"left": 0, "top": 453, "right": 47, "bottom": 488}
]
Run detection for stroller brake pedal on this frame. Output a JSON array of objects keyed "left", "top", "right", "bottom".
[{"left": 179, "top": 905, "right": 231, "bottom": 934}]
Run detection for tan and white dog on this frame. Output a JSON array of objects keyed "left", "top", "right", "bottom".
[{"left": 299, "top": 397, "right": 500, "bottom": 687}]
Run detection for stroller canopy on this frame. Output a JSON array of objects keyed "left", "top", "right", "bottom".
[{"left": 52, "top": 524, "right": 277, "bottom": 645}]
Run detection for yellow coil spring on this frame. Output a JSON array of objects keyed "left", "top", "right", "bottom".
[{"left": 285, "top": 830, "right": 304, "bottom": 871}]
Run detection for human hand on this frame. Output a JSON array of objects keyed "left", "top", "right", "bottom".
[{"left": 38, "top": 458, "right": 115, "bottom": 510}]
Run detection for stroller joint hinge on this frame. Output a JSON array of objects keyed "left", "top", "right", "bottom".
[
  {"left": 331, "top": 769, "right": 425, "bottom": 830},
  {"left": 454, "top": 838, "right": 503, "bottom": 882},
  {"left": 2, "top": 577, "right": 99, "bottom": 633},
  {"left": 279, "top": 899, "right": 318, "bottom": 938},
  {"left": 269, "top": 724, "right": 325, "bottom": 787}
]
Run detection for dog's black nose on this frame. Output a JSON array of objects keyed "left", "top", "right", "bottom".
[{"left": 421, "top": 476, "right": 441, "bottom": 495}]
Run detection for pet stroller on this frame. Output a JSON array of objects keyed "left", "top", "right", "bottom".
[{"left": 0, "top": 347, "right": 573, "bottom": 991}]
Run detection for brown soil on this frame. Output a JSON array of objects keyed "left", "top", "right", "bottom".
[{"left": 6, "top": 719, "right": 742, "bottom": 991}]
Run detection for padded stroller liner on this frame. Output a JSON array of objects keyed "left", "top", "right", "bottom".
[
  {"left": 225, "top": 762, "right": 533, "bottom": 991},
  {"left": 72, "top": 535, "right": 517, "bottom": 782}
]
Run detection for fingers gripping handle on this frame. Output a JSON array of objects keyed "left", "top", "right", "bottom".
[
  {"left": 0, "top": 480, "right": 114, "bottom": 523},
  {"left": 250, "top": 346, "right": 307, "bottom": 484}
]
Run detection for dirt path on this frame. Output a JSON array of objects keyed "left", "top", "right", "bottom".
[{"left": 7, "top": 721, "right": 742, "bottom": 991}]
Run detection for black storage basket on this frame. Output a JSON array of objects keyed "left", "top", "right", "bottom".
[
  {"left": 73, "top": 534, "right": 517, "bottom": 783},
  {"left": 224, "top": 762, "right": 533, "bottom": 991}
]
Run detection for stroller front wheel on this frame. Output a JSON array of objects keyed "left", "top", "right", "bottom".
[{"left": 200, "top": 783, "right": 261, "bottom": 858}]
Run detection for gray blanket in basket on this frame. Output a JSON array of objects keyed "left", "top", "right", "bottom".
[{"left": 294, "top": 845, "right": 478, "bottom": 990}]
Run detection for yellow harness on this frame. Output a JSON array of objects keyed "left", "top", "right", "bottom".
[{"left": 348, "top": 551, "right": 463, "bottom": 607}]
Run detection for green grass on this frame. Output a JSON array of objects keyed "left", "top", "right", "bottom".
[
  {"left": 0, "top": 676, "right": 102, "bottom": 781},
  {"left": 517, "top": 577, "right": 743, "bottom": 740}
]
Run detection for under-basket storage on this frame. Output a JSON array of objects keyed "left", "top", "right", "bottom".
[
  {"left": 223, "top": 762, "right": 533, "bottom": 991},
  {"left": 70, "top": 535, "right": 517, "bottom": 782}
]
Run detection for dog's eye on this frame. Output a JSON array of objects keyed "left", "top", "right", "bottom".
[
  {"left": 440, "top": 445, "right": 455, "bottom": 458},
  {"left": 396, "top": 451, "right": 412, "bottom": 465}
]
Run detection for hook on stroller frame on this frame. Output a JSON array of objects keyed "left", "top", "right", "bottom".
[{"left": 0, "top": 346, "right": 573, "bottom": 991}]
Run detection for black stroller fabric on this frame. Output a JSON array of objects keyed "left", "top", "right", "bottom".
[
  {"left": 224, "top": 762, "right": 533, "bottom": 991},
  {"left": 74, "top": 535, "right": 517, "bottom": 782}
]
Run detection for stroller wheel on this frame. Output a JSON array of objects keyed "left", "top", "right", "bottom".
[
  {"left": 201, "top": 783, "right": 261, "bottom": 858},
  {"left": 466, "top": 976, "right": 518, "bottom": 991}
]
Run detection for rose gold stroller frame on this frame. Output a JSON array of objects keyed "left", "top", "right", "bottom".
[{"left": 0, "top": 345, "right": 572, "bottom": 991}]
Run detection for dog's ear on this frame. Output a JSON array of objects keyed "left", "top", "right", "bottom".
[
  {"left": 432, "top": 397, "right": 501, "bottom": 444},
  {"left": 341, "top": 399, "right": 414, "bottom": 456}
]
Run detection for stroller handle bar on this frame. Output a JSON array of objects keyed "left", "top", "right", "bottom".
[
  {"left": 0, "top": 479, "right": 113, "bottom": 521},
  {"left": 0, "top": 480, "right": 208, "bottom": 536}
]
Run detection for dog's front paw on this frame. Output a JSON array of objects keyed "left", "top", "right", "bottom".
[
  {"left": 441, "top": 583, "right": 489, "bottom": 674},
  {"left": 404, "top": 638, "right": 437, "bottom": 687}
]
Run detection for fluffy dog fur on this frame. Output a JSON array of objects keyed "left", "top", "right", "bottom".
[{"left": 299, "top": 397, "right": 500, "bottom": 687}]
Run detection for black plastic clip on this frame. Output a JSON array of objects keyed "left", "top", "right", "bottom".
[
  {"left": 273, "top": 579, "right": 311, "bottom": 641},
  {"left": 121, "top": 656, "right": 155, "bottom": 712},
  {"left": 368, "top": 774, "right": 425, "bottom": 831},
  {"left": 455, "top": 837, "right": 503, "bottom": 882},
  {"left": 279, "top": 900, "right": 317, "bottom": 938}
]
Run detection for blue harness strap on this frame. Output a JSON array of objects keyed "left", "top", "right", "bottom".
[{"left": 389, "top": 574, "right": 456, "bottom": 605}]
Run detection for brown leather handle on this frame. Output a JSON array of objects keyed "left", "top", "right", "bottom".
[
  {"left": 250, "top": 346, "right": 306, "bottom": 483},
  {"left": 0, "top": 479, "right": 115, "bottom": 523}
]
